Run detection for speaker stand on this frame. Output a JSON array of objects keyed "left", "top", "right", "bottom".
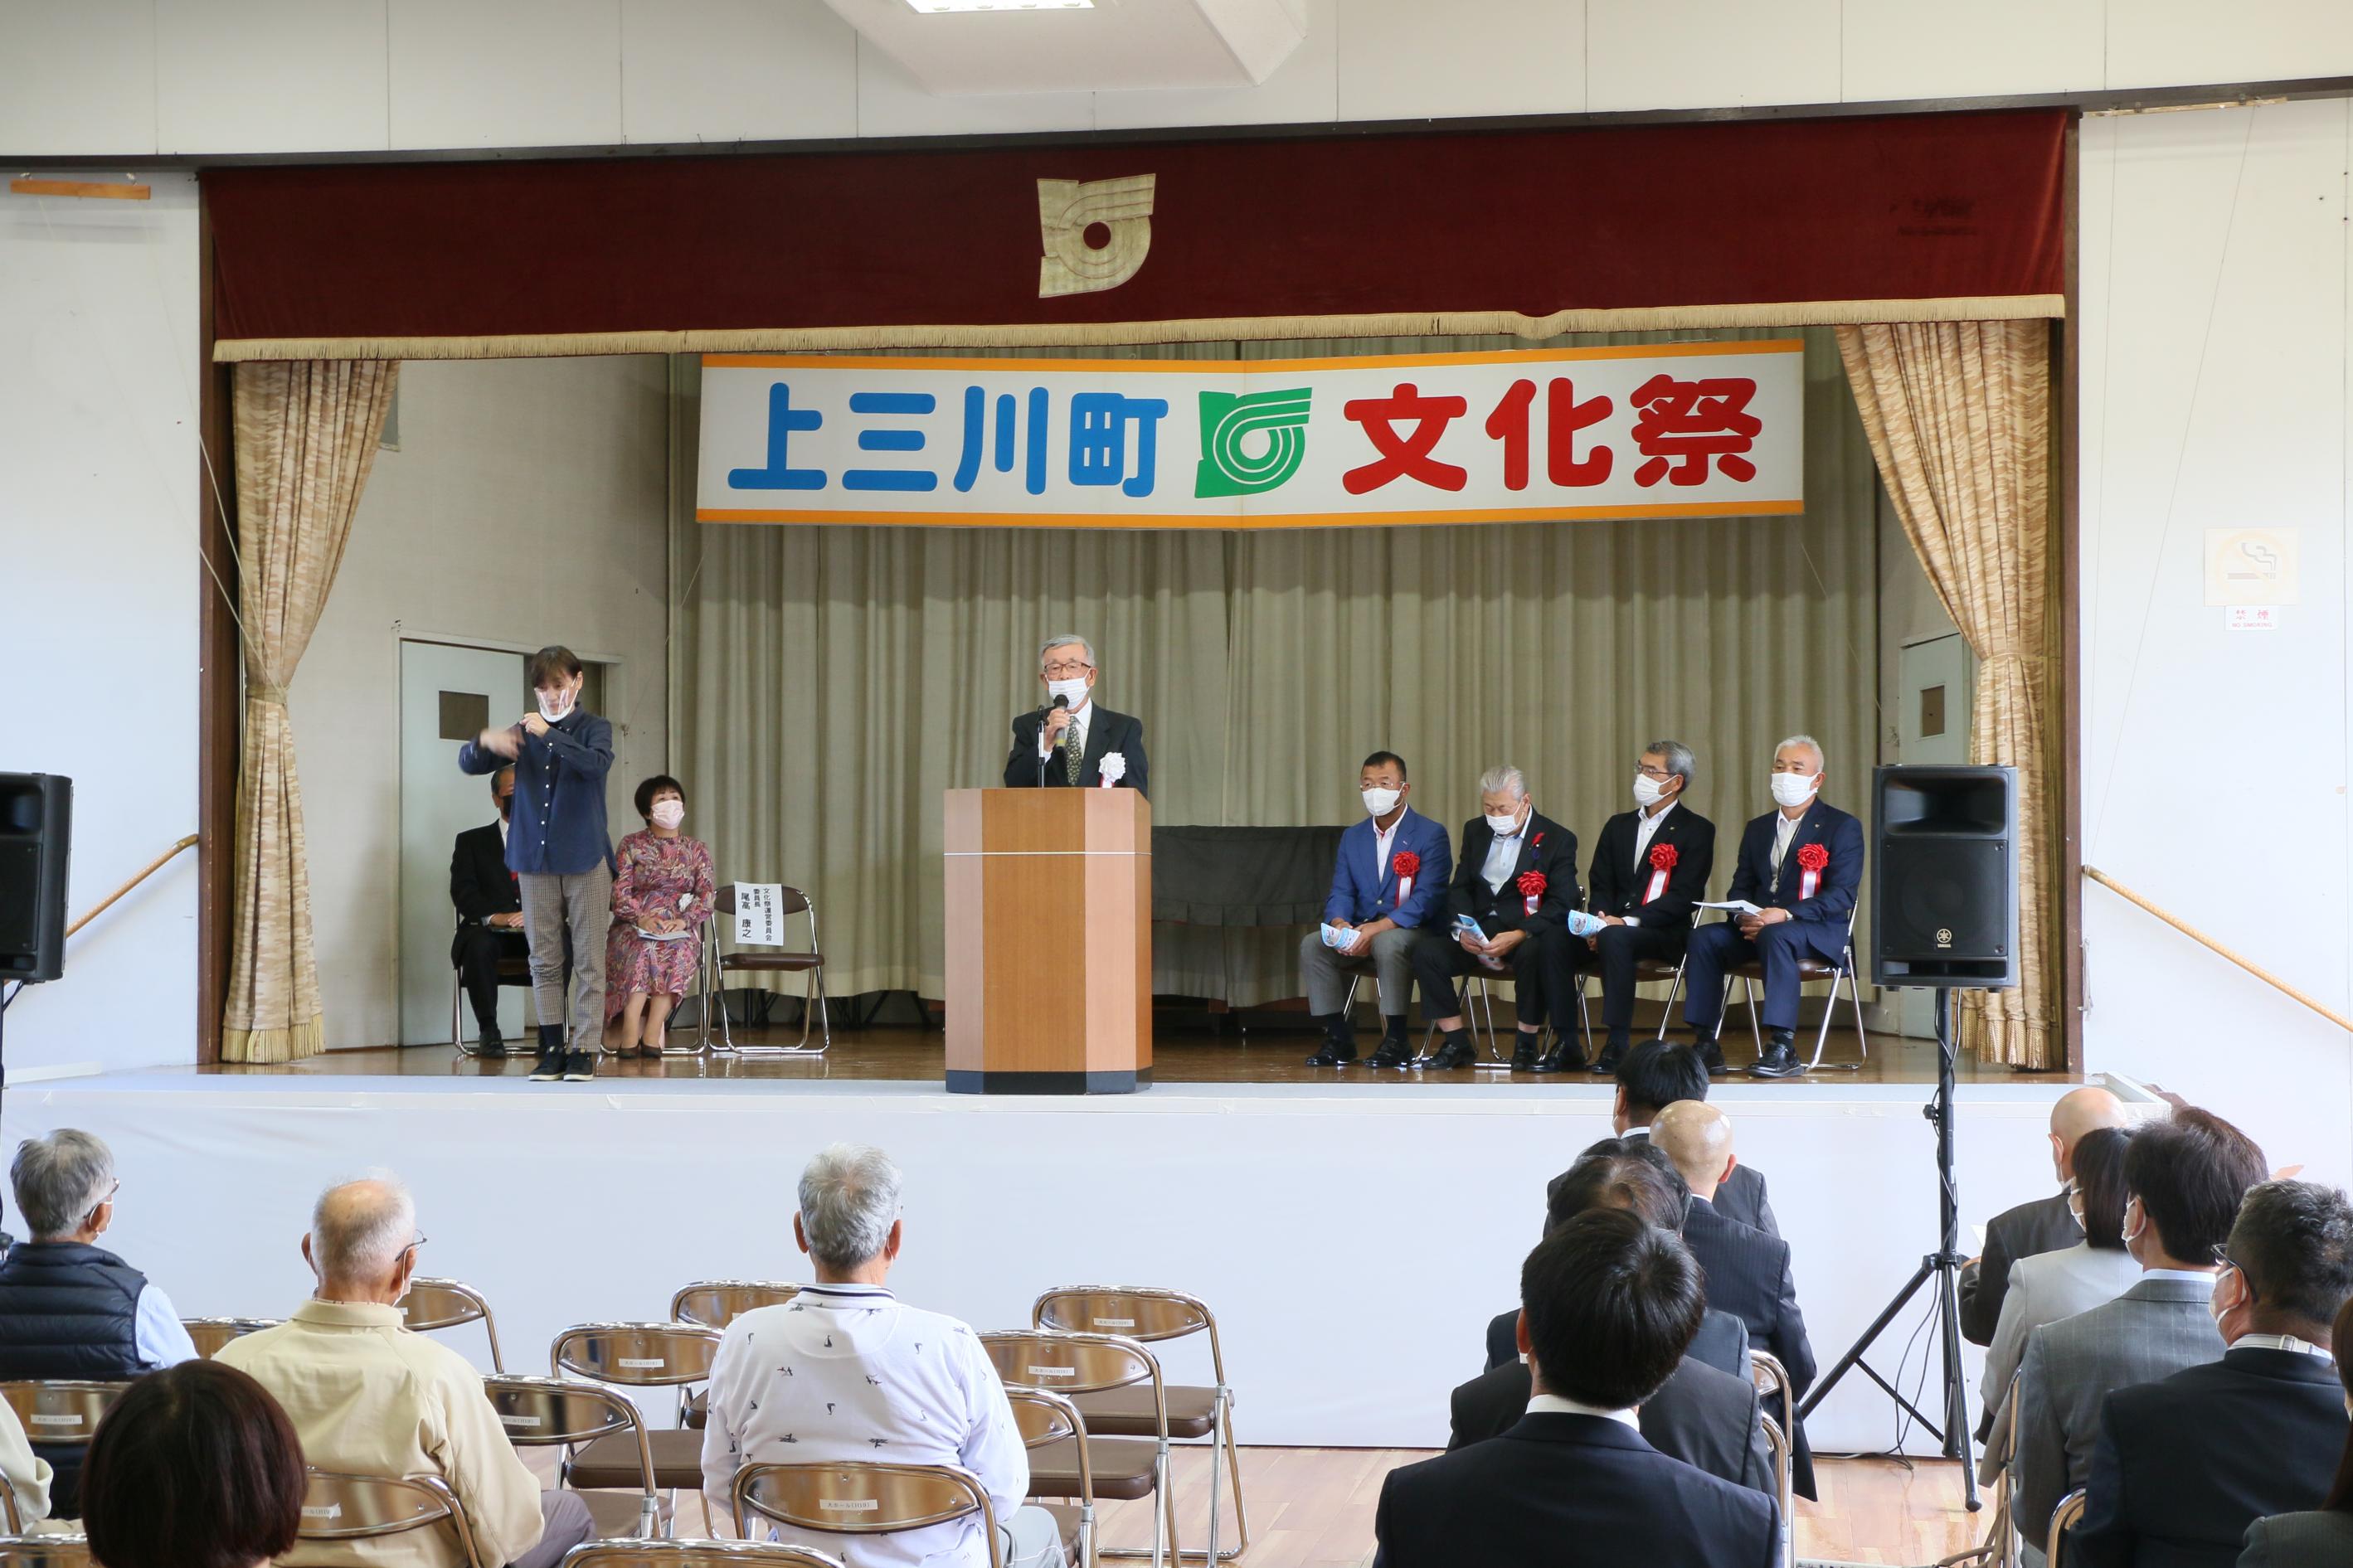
[{"left": 1798, "top": 986, "right": 1978, "bottom": 1512}]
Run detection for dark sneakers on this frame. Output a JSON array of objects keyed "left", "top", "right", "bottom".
[
  {"left": 528, "top": 1049, "right": 564, "bottom": 1082},
  {"left": 1749, "top": 1030, "right": 1802, "bottom": 1078},
  {"left": 561, "top": 1051, "right": 596, "bottom": 1083}
]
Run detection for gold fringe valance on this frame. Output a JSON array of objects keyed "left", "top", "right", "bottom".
[
  {"left": 213, "top": 295, "right": 2067, "bottom": 363},
  {"left": 219, "top": 1015, "right": 325, "bottom": 1066}
]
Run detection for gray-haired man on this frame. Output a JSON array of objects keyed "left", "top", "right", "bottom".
[
  {"left": 1002, "top": 634, "right": 1150, "bottom": 798},
  {"left": 701, "top": 1144, "right": 1064, "bottom": 1568}
]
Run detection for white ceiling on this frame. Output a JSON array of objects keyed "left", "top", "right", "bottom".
[{"left": 821, "top": 0, "right": 1307, "bottom": 95}]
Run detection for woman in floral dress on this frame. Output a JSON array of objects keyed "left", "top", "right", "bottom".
[{"left": 605, "top": 774, "right": 716, "bottom": 1057}]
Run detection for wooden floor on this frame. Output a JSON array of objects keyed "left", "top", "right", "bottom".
[{"left": 207, "top": 1017, "right": 2070, "bottom": 1086}]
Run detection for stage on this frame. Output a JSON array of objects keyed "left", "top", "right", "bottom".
[{"left": 2, "top": 1021, "right": 2114, "bottom": 1458}]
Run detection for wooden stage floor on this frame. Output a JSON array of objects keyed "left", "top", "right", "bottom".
[{"left": 209, "top": 1017, "right": 2073, "bottom": 1086}]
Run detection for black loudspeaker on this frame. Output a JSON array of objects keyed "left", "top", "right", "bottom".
[
  {"left": 0, "top": 774, "right": 72, "bottom": 985},
  {"left": 1872, "top": 764, "right": 2017, "bottom": 989}
]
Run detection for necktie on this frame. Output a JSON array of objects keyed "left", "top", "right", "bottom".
[{"left": 1064, "top": 717, "right": 1083, "bottom": 784}]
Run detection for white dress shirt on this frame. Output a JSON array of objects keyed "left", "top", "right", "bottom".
[
  {"left": 1623, "top": 800, "right": 1680, "bottom": 927},
  {"left": 1480, "top": 817, "right": 1528, "bottom": 894},
  {"left": 1035, "top": 701, "right": 1090, "bottom": 760},
  {"left": 1524, "top": 1391, "right": 1641, "bottom": 1431},
  {"left": 1769, "top": 809, "right": 1801, "bottom": 882},
  {"left": 701, "top": 1283, "right": 1035, "bottom": 1568},
  {"left": 1373, "top": 814, "right": 1400, "bottom": 879}
]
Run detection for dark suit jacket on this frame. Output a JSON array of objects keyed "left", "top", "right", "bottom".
[
  {"left": 1485, "top": 1306, "right": 1750, "bottom": 1381},
  {"left": 1375, "top": 1412, "right": 1777, "bottom": 1568},
  {"left": 1684, "top": 1192, "right": 1817, "bottom": 1498},
  {"left": 1587, "top": 804, "right": 1717, "bottom": 934},
  {"left": 1447, "top": 1357, "right": 1775, "bottom": 1497},
  {"left": 1441, "top": 812, "right": 1582, "bottom": 939},
  {"left": 2239, "top": 1510, "right": 2353, "bottom": 1568},
  {"left": 1960, "top": 1190, "right": 2081, "bottom": 1347},
  {"left": 1725, "top": 799, "right": 1865, "bottom": 926},
  {"left": 2071, "top": 1347, "right": 2349, "bottom": 1568},
  {"left": 1003, "top": 703, "right": 1150, "bottom": 798},
  {"left": 449, "top": 821, "right": 523, "bottom": 963}
]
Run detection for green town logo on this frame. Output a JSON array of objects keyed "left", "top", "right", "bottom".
[{"left": 1195, "top": 387, "right": 1313, "bottom": 498}]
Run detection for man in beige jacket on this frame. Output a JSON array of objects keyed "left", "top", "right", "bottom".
[{"left": 220, "top": 1178, "right": 591, "bottom": 1568}]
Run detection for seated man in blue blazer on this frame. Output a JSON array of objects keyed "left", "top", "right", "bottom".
[
  {"left": 1374, "top": 1208, "right": 1777, "bottom": 1568},
  {"left": 1678, "top": 734, "right": 1864, "bottom": 1078},
  {"left": 1301, "top": 752, "right": 1452, "bottom": 1068}
]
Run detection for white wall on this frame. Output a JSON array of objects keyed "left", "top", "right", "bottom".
[
  {"left": 0, "top": 173, "right": 202, "bottom": 1074},
  {"left": 2, "top": 0, "right": 2351, "bottom": 157},
  {"left": 294, "top": 357, "right": 671, "bottom": 1051},
  {"left": 2078, "top": 100, "right": 2353, "bottom": 1184}
]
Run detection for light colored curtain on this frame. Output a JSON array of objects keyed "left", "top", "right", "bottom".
[
  {"left": 674, "top": 329, "right": 1882, "bottom": 1006},
  {"left": 1838, "top": 321, "right": 2056, "bottom": 1069},
  {"left": 221, "top": 360, "right": 400, "bottom": 1062}
]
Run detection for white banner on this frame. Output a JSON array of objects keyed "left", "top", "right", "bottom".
[{"left": 697, "top": 342, "right": 1804, "bottom": 529}]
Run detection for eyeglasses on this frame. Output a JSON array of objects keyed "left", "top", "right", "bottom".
[
  {"left": 404, "top": 1234, "right": 429, "bottom": 1257},
  {"left": 1636, "top": 762, "right": 1675, "bottom": 780},
  {"left": 1042, "top": 661, "right": 1094, "bottom": 678}
]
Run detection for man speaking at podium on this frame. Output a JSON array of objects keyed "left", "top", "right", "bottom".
[{"left": 1003, "top": 634, "right": 1150, "bottom": 799}]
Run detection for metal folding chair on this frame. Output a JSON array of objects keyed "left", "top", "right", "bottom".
[
  {"left": 668, "top": 1283, "right": 801, "bottom": 1430},
  {"left": 1636, "top": 953, "right": 1689, "bottom": 1041},
  {"left": 486, "top": 1373, "right": 666, "bottom": 1541},
  {"left": 406, "top": 1277, "right": 508, "bottom": 1372},
  {"left": 1004, "top": 1386, "right": 1095, "bottom": 1568},
  {"left": 2048, "top": 1489, "right": 2088, "bottom": 1568},
  {"left": 181, "top": 1317, "right": 283, "bottom": 1360},
  {"left": 1411, "top": 974, "right": 1501, "bottom": 1066},
  {"left": 695, "top": 886, "right": 831, "bottom": 1056},
  {"left": 550, "top": 1322, "right": 723, "bottom": 1514},
  {"left": 0, "top": 1536, "right": 88, "bottom": 1567},
  {"left": 1758, "top": 1414, "right": 1794, "bottom": 1568},
  {"left": 1033, "top": 1287, "right": 1246, "bottom": 1565},
  {"left": 0, "top": 1382, "right": 124, "bottom": 1488},
  {"left": 733, "top": 1462, "right": 999, "bottom": 1568},
  {"left": 563, "top": 1544, "right": 843, "bottom": 1568},
  {"left": 1938, "top": 1370, "right": 2020, "bottom": 1568},
  {"left": 981, "top": 1329, "right": 1171, "bottom": 1568},
  {"left": 450, "top": 912, "right": 547, "bottom": 1056},
  {"left": 1719, "top": 907, "right": 1870, "bottom": 1072},
  {"left": 298, "top": 1469, "right": 485, "bottom": 1568}
]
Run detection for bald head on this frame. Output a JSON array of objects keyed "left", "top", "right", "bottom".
[
  {"left": 305, "top": 1178, "right": 420, "bottom": 1299},
  {"left": 2050, "top": 1087, "right": 2129, "bottom": 1182},
  {"left": 1651, "top": 1101, "right": 1738, "bottom": 1201}
]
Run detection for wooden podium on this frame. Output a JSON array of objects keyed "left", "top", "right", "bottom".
[{"left": 942, "top": 789, "right": 1151, "bottom": 1094}]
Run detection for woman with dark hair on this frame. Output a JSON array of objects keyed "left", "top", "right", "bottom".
[
  {"left": 2236, "top": 1294, "right": 2353, "bottom": 1565},
  {"left": 604, "top": 774, "right": 716, "bottom": 1059},
  {"left": 1976, "top": 1125, "right": 2142, "bottom": 1483},
  {"left": 80, "top": 1361, "right": 304, "bottom": 1568}
]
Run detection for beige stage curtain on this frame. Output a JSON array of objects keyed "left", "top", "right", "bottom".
[
  {"left": 221, "top": 360, "right": 400, "bottom": 1062},
  {"left": 1838, "top": 322, "right": 2056, "bottom": 1068},
  {"left": 674, "top": 329, "right": 1883, "bottom": 1007}
]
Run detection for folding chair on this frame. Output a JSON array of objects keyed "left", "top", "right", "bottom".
[
  {"left": 550, "top": 1323, "right": 723, "bottom": 1507},
  {"left": 181, "top": 1316, "right": 282, "bottom": 1360},
  {"left": 1938, "top": 1370, "right": 2020, "bottom": 1568},
  {"left": 697, "top": 886, "right": 830, "bottom": 1056},
  {"left": 1719, "top": 907, "right": 1870, "bottom": 1073},
  {"left": 486, "top": 1373, "right": 667, "bottom": 1541},
  {"left": 2047, "top": 1489, "right": 2087, "bottom": 1568},
  {"left": 406, "top": 1277, "right": 508, "bottom": 1372},
  {"left": 733, "top": 1462, "right": 999, "bottom": 1568},
  {"left": 1758, "top": 1414, "right": 1794, "bottom": 1568},
  {"left": 1033, "top": 1288, "right": 1245, "bottom": 1564},
  {"left": 450, "top": 912, "right": 548, "bottom": 1057},
  {"left": 563, "top": 1544, "right": 844, "bottom": 1568},
  {"left": 1749, "top": 1352, "right": 1794, "bottom": 1454},
  {"left": 1410, "top": 974, "right": 1501, "bottom": 1066},
  {"left": 667, "top": 1284, "right": 801, "bottom": 1432},
  {"left": 981, "top": 1329, "right": 1171, "bottom": 1568},
  {"left": 1636, "top": 953, "right": 1688, "bottom": 1041},
  {"left": 1004, "top": 1385, "right": 1095, "bottom": 1568},
  {"left": 298, "top": 1469, "right": 485, "bottom": 1568},
  {"left": 0, "top": 1380, "right": 124, "bottom": 1515},
  {"left": 0, "top": 1537, "right": 89, "bottom": 1567}
]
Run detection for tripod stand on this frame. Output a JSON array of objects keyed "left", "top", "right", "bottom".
[{"left": 1798, "top": 985, "right": 1980, "bottom": 1512}]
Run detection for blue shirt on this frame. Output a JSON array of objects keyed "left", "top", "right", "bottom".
[{"left": 458, "top": 710, "right": 614, "bottom": 876}]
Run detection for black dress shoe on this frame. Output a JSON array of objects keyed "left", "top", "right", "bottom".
[
  {"left": 475, "top": 1032, "right": 508, "bottom": 1059},
  {"left": 1365, "top": 1041, "right": 1413, "bottom": 1070},
  {"left": 1748, "top": 1031, "right": 1802, "bottom": 1079},
  {"left": 1591, "top": 1040, "right": 1625, "bottom": 1075},
  {"left": 1305, "top": 1039, "right": 1359, "bottom": 1067},
  {"left": 1510, "top": 1034, "right": 1541, "bottom": 1072},
  {"left": 1425, "top": 1034, "right": 1475, "bottom": 1070},
  {"left": 1695, "top": 1035, "right": 1729, "bottom": 1075},
  {"left": 1530, "top": 1041, "right": 1588, "bottom": 1074}
]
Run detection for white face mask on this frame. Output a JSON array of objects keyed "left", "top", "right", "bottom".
[
  {"left": 1046, "top": 677, "right": 1090, "bottom": 710},
  {"left": 1362, "top": 787, "right": 1402, "bottom": 818},
  {"left": 1769, "top": 770, "right": 1820, "bottom": 809},
  {"left": 650, "top": 800, "right": 684, "bottom": 830},
  {"left": 1485, "top": 807, "right": 1524, "bottom": 837},
  {"left": 1632, "top": 774, "right": 1671, "bottom": 809},
  {"left": 537, "top": 688, "right": 576, "bottom": 723}
]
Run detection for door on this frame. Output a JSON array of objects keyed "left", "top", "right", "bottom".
[
  {"left": 1894, "top": 632, "right": 1975, "bottom": 1038},
  {"left": 399, "top": 641, "right": 528, "bottom": 1046}
]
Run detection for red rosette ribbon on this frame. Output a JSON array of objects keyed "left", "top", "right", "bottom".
[
  {"left": 1643, "top": 842, "right": 1678, "bottom": 904},
  {"left": 1516, "top": 868, "right": 1548, "bottom": 915},
  {"left": 1795, "top": 841, "right": 1829, "bottom": 901},
  {"left": 1391, "top": 849, "right": 1421, "bottom": 904}
]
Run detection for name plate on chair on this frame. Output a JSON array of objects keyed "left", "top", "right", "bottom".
[
  {"left": 819, "top": 1499, "right": 881, "bottom": 1512},
  {"left": 735, "top": 884, "right": 785, "bottom": 946},
  {"left": 302, "top": 1505, "right": 344, "bottom": 1521},
  {"left": 1092, "top": 1318, "right": 1135, "bottom": 1328},
  {"left": 1026, "top": 1365, "right": 1078, "bottom": 1379},
  {"left": 500, "top": 1415, "right": 545, "bottom": 1428},
  {"left": 28, "top": 1415, "right": 81, "bottom": 1427},
  {"left": 618, "top": 1357, "right": 668, "bottom": 1370}
]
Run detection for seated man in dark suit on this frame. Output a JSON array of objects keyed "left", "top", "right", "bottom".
[
  {"left": 1598, "top": 1041, "right": 1777, "bottom": 1234},
  {"left": 1655, "top": 1099, "right": 1819, "bottom": 1499},
  {"left": 1555, "top": 740, "right": 1716, "bottom": 1075},
  {"left": 450, "top": 766, "right": 529, "bottom": 1057},
  {"left": 1962, "top": 1085, "right": 2131, "bottom": 1347},
  {"left": 1675, "top": 735, "right": 1864, "bottom": 1078},
  {"left": 1453, "top": 1146, "right": 1772, "bottom": 1496},
  {"left": 1003, "top": 633, "right": 1150, "bottom": 798},
  {"left": 2070, "top": 1178, "right": 2353, "bottom": 1568},
  {"left": 1378, "top": 1208, "right": 1777, "bottom": 1568},
  {"left": 1407, "top": 765, "right": 1582, "bottom": 1072}
]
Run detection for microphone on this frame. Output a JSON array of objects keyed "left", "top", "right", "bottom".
[{"left": 1038, "top": 694, "right": 1070, "bottom": 786}]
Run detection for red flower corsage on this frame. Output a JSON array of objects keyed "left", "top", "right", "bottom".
[
  {"left": 1392, "top": 851, "right": 1421, "bottom": 879},
  {"left": 1516, "top": 871, "right": 1548, "bottom": 897},
  {"left": 1796, "top": 843, "right": 1830, "bottom": 872},
  {"left": 1648, "top": 843, "right": 1679, "bottom": 872}
]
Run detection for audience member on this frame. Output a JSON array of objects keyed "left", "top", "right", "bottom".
[
  {"left": 1376, "top": 1209, "right": 1777, "bottom": 1567},
  {"left": 2013, "top": 1109, "right": 2268, "bottom": 1567},
  {"left": 1451, "top": 1146, "right": 1771, "bottom": 1494},
  {"left": 218, "top": 1177, "right": 591, "bottom": 1568},
  {"left": 605, "top": 774, "right": 716, "bottom": 1059},
  {"left": 1601, "top": 1041, "right": 1777, "bottom": 1234},
  {"left": 1978, "top": 1125, "right": 2139, "bottom": 1477},
  {"left": 0, "top": 1396, "right": 50, "bottom": 1532},
  {"left": 1962, "top": 1085, "right": 2133, "bottom": 1346},
  {"left": 2068, "top": 1179, "right": 2353, "bottom": 1568},
  {"left": 699, "top": 1144, "right": 1064, "bottom": 1568},
  {"left": 0, "top": 1130, "right": 197, "bottom": 1515},
  {"left": 80, "top": 1361, "right": 305, "bottom": 1568},
  {"left": 1653, "top": 1100, "right": 1818, "bottom": 1498},
  {"left": 2236, "top": 1294, "right": 2353, "bottom": 1567}
]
